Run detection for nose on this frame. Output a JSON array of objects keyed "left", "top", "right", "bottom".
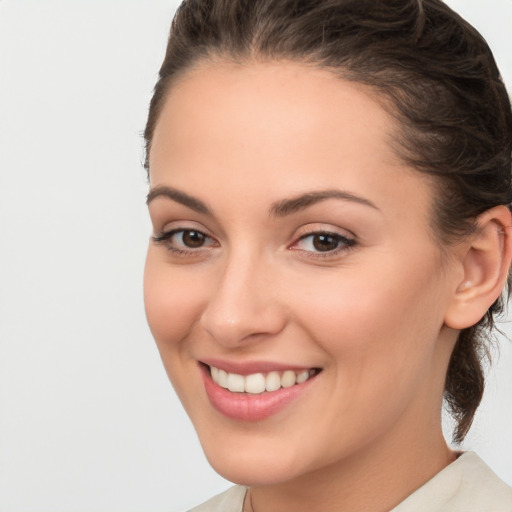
[{"left": 200, "top": 251, "right": 286, "bottom": 347}]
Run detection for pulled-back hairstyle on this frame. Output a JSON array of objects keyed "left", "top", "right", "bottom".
[{"left": 144, "top": 0, "right": 512, "bottom": 443}]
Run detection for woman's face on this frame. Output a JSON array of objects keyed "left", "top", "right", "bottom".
[{"left": 144, "top": 61, "right": 460, "bottom": 485}]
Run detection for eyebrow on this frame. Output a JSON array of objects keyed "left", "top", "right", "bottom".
[
  {"left": 270, "top": 190, "right": 379, "bottom": 217},
  {"left": 146, "top": 185, "right": 378, "bottom": 217},
  {"left": 146, "top": 186, "right": 211, "bottom": 215}
]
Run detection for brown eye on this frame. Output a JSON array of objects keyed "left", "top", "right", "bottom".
[
  {"left": 291, "top": 231, "right": 356, "bottom": 256},
  {"left": 312, "top": 234, "right": 340, "bottom": 252},
  {"left": 152, "top": 228, "right": 217, "bottom": 254},
  {"left": 182, "top": 230, "right": 206, "bottom": 248}
]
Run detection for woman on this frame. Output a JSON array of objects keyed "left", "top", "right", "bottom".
[{"left": 143, "top": 0, "right": 512, "bottom": 510}]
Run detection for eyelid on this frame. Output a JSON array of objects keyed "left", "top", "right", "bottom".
[
  {"left": 290, "top": 224, "right": 356, "bottom": 245},
  {"left": 152, "top": 224, "right": 219, "bottom": 255},
  {"left": 152, "top": 228, "right": 212, "bottom": 243},
  {"left": 156, "top": 219, "right": 212, "bottom": 234},
  {"left": 153, "top": 218, "right": 216, "bottom": 240},
  {"left": 288, "top": 225, "right": 357, "bottom": 257},
  {"left": 294, "top": 220, "right": 354, "bottom": 235},
  {"left": 153, "top": 227, "right": 216, "bottom": 242},
  {"left": 292, "top": 231, "right": 355, "bottom": 249}
]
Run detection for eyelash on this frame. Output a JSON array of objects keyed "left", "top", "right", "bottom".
[
  {"left": 290, "top": 231, "right": 356, "bottom": 259},
  {"left": 152, "top": 229, "right": 217, "bottom": 255},
  {"left": 152, "top": 228, "right": 356, "bottom": 258}
]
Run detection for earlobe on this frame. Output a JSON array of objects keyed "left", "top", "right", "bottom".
[{"left": 444, "top": 206, "right": 512, "bottom": 330}]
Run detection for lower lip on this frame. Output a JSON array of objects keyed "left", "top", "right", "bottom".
[{"left": 201, "top": 366, "right": 317, "bottom": 421}]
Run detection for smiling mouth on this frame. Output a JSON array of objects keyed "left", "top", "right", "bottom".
[{"left": 208, "top": 365, "right": 321, "bottom": 394}]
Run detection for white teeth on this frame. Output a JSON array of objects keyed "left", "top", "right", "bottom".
[
  {"left": 281, "top": 370, "right": 296, "bottom": 388},
  {"left": 296, "top": 370, "right": 309, "bottom": 384},
  {"left": 209, "top": 366, "right": 315, "bottom": 394},
  {"left": 265, "top": 371, "right": 281, "bottom": 392},
  {"left": 217, "top": 369, "right": 228, "bottom": 388},
  {"left": 227, "top": 373, "right": 245, "bottom": 392},
  {"left": 245, "top": 373, "right": 266, "bottom": 394}
]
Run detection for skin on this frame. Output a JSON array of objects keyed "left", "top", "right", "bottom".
[{"left": 144, "top": 61, "right": 496, "bottom": 512}]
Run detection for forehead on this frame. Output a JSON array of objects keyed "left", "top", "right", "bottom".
[
  {"left": 149, "top": 60, "right": 435, "bottom": 227},
  {"left": 150, "top": 59, "right": 399, "bottom": 172}
]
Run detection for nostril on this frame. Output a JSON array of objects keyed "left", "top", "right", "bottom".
[{"left": 200, "top": 304, "right": 286, "bottom": 347}]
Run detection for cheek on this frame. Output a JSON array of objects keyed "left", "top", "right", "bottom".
[
  {"left": 143, "top": 250, "right": 213, "bottom": 416},
  {"left": 287, "top": 253, "right": 447, "bottom": 386},
  {"left": 143, "top": 249, "right": 205, "bottom": 352},
  {"left": 279, "top": 262, "right": 448, "bottom": 452}
]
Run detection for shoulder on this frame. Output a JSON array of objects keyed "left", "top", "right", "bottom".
[
  {"left": 393, "top": 452, "right": 512, "bottom": 512},
  {"left": 186, "top": 485, "right": 247, "bottom": 512}
]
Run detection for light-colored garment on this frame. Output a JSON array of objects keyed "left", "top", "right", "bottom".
[{"left": 187, "top": 452, "right": 512, "bottom": 511}]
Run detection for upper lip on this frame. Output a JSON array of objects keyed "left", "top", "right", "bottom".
[{"left": 200, "top": 358, "right": 318, "bottom": 376}]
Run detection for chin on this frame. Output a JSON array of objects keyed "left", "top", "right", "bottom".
[
  {"left": 205, "top": 449, "right": 302, "bottom": 487},
  {"left": 196, "top": 424, "right": 326, "bottom": 487}
]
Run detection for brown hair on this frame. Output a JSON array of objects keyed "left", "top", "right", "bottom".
[{"left": 144, "top": 0, "right": 512, "bottom": 443}]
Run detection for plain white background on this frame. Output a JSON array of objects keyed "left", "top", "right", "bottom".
[{"left": 0, "top": 1, "right": 510, "bottom": 511}]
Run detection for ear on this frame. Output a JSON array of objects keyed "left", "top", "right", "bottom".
[{"left": 444, "top": 205, "right": 512, "bottom": 330}]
